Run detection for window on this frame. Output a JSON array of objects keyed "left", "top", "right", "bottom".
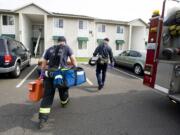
[
  {"left": 121, "top": 51, "right": 129, "bottom": 56},
  {"left": 116, "top": 44, "right": 122, "bottom": 50},
  {"left": 19, "top": 43, "right": 26, "bottom": 51},
  {"left": 79, "top": 20, "right": 83, "bottom": 29},
  {"left": 79, "top": 20, "right": 87, "bottom": 30},
  {"left": 78, "top": 41, "right": 87, "bottom": 50},
  {"left": 117, "top": 26, "right": 123, "bottom": 34},
  {"left": 129, "top": 51, "right": 141, "bottom": 57},
  {"left": 98, "top": 24, "right": 106, "bottom": 32},
  {"left": 54, "top": 18, "right": 63, "bottom": 28},
  {"left": 2, "top": 15, "right": 14, "bottom": 25},
  {"left": 8, "top": 40, "right": 18, "bottom": 54}
]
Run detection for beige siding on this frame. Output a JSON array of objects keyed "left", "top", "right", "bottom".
[
  {"left": 15, "top": 5, "right": 48, "bottom": 15},
  {"left": 123, "top": 26, "right": 129, "bottom": 51},
  {"left": 95, "top": 23, "right": 129, "bottom": 56},
  {"left": 46, "top": 16, "right": 54, "bottom": 49},
  {"left": 21, "top": 14, "right": 32, "bottom": 50},
  {"left": 15, "top": 14, "right": 19, "bottom": 40},
  {"left": 46, "top": 17, "right": 96, "bottom": 57},
  {"left": 87, "top": 20, "right": 96, "bottom": 57},
  {"left": 129, "top": 21, "right": 146, "bottom": 27},
  {"left": 96, "top": 23, "right": 107, "bottom": 42},
  {"left": 64, "top": 18, "right": 78, "bottom": 56},
  {"left": 131, "top": 26, "right": 146, "bottom": 51},
  {"left": 106, "top": 24, "right": 117, "bottom": 55},
  {"left": 76, "top": 20, "right": 95, "bottom": 57}
]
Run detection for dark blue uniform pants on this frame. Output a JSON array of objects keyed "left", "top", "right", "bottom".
[
  {"left": 39, "top": 77, "right": 69, "bottom": 121},
  {"left": 96, "top": 63, "right": 108, "bottom": 86}
]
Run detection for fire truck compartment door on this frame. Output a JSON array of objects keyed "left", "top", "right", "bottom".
[{"left": 155, "top": 61, "right": 174, "bottom": 94}]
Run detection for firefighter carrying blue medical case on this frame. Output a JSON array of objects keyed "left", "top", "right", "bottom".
[{"left": 53, "top": 67, "right": 86, "bottom": 88}]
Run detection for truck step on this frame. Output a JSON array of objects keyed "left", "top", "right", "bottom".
[{"left": 169, "top": 94, "right": 180, "bottom": 102}]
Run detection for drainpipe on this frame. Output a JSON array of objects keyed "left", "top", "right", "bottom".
[{"left": 34, "top": 32, "right": 41, "bottom": 58}]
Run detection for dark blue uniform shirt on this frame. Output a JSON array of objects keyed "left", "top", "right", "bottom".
[
  {"left": 93, "top": 43, "right": 114, "bottom": 63},
  {"left": 43, "top": 44, "right": 73, "bottom": 68}
]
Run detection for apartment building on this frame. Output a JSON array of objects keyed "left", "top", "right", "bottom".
[{"left": 0, "top": 3, "right": 149, "bottom": 57}]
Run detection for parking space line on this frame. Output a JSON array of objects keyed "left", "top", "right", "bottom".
[
  {"left": 16, "top": 65, "right": 38, "bottom": 88},
  {"left": 113, "top": 67, "right": 143, "bottom": 81},
  {"left": 86, "top": 78, "right": 94, "bottom": 86}
]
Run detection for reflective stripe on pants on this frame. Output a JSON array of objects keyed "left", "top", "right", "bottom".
[
  {"left": 61, "top": 98, "right": 69, "bottom": 105},
  {"left": 39, "top": 108, "right": 51, "bottom": 114}
]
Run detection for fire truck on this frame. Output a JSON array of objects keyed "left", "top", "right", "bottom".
[{"left": 143, "top": 0, "right": 180, "bottom": 102}]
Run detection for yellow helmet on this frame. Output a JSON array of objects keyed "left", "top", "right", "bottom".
[{"left": 152, "top": 10, "right": 160, "bottom": 16}]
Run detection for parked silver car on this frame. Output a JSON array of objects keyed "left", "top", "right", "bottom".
[{"left": 114, "top": 50, "right": 146, "bottom": 75}]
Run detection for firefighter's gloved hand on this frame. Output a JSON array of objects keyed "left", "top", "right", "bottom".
[{"left": 40, "top": 70, "right": 45, "bottom": 79}]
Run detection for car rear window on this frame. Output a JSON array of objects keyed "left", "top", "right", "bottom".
[{"left": 0, "top": 39, "right": 6, "bottom": 55}]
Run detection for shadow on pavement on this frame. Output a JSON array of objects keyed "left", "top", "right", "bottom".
[
  {"left": 0, "top": 103, "right": 36, "bottom": 132},
  {"left": 75, "top": 85, "right": 99, "bottom": 93},
  {"left": 0, "top": 91, "right": 180, "bottom": 135},
  {"left": 51, "top": 90, "right": 180, "bottom": 135},
  {"left": 0, "top": 102, "right": 54, "bottom": 134}
]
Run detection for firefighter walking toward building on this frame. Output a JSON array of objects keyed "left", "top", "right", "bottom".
[
  {"left": 38, "top": 36, "right": 77, "bottom": 129},
  {"left": 93, "top": 38, "right": 114, "bottom": 90}
]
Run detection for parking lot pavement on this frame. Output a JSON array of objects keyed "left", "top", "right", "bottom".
[{"left": 0, "top": 63, "right": 180, "bottom": 135}]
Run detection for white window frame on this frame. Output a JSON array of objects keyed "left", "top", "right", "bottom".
[
  {"left": 54, "top": 18, "right": 64, "bottom": 28},
  {"left": 98, "top": 24, "right": 106, "bottom": 33},
  {"left": 2, "top": 14, "right": 15, "bottom": 26},
  {"left": 79, "top": 20, "right": 88, "bottom": 30},
  {"left": 117, "top": 25, "right": 123, "bottom": 34}
]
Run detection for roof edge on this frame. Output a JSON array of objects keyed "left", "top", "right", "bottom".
[
  {"left": 129, "top": 18, "right": 149, "bottom": 27},
  {"left": 51, "top": 12, "right": 94, "bottom": 20},
  {"left": 13, "top": 2, "right": 52, "bottom": 15}
]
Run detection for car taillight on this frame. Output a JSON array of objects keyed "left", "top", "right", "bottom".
[{"left": 4, "top": 55, "right": 12, "bottom": 63}]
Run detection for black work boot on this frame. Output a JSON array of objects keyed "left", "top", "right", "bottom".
[
  {"left": 38, "top": 113, "right": 49, "bottom": 129},
  {"left": 98, "top": 85, "right": 103, "bottom": 90},
  {"left": 61, "top": 98, "right": 70, "bottom": 108},
  {"left": 38, "top": 119, "right": 47, "bottom": 129}
]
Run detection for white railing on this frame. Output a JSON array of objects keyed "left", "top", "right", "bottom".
[
  {"left": 33, "top": 29, "right": 44, "bottom": 38},
  {"left": 34, "top": 32, "right": 41, "bottom": 57}
]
